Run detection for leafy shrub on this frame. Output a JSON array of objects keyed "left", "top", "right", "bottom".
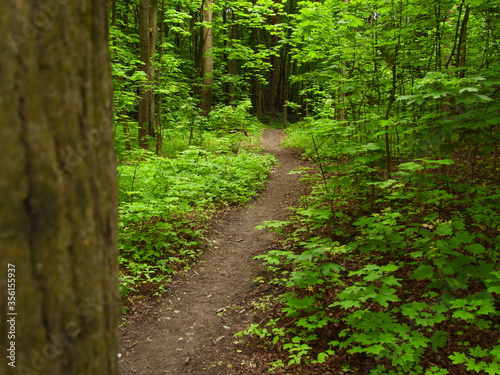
[
  {"left": 238, "top": 120, "right": 500, "bottom": 374},
  {"left": 118, "top": 143, "right": 276, "bottom": 297}
]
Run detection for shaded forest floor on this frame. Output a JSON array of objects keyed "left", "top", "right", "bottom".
[{"left": 118, "top": 129, "right": 312, "bottom": 374}]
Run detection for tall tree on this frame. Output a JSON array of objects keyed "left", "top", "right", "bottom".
[
  {"left": 0, "top": 1, "right": 120, "bottom": 374},
  {"left": 265, "top": 0, "right": 282, "bottom": 118},
  {"left": 155, "top": 0, "right": 166, "bottom": 156},
  {"left": 200, "top": 0, "right": 214, "bottom": 117},
  {"left": 138, "top": 0, "right": 159, "bottom": 149}
]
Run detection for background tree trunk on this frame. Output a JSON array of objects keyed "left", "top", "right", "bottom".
[
  {"left": 265, "top": 0, "right": 282, "bottom": 118},
  {"left": 0, "top": 1, "right": 120, "bottom": 374},
  {"left": 225, "top": 7, "right": 238, "bottom": 105},
  {"left": 155, "top": 0, "right": 166, "bottom": 156},
  {"left": 200, "top": 0, "right": 214, "bottom": 117},
  {"left": 138, "top": 0, "right": 158, "bottom": 149}
]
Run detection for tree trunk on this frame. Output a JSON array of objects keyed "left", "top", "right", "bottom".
[
  {"left": 121, "top": 111, "right": 133, "bottom": 152},
  {"left": 265, "top": 0, "right": 281, "bottom": 118},
  {"left": 155, "top": 0, "right": 166, "bottom": 156},
  {"left": 384, "top": 0, "right": 403, "bottom": 176},
  {"left": 226, "top": 8, "right": 238, "bottom": 105},
  {"left": 456, "top": 5, "right": 470, "bottom": 78},
  {"left": 445, "top": 0, "right": 466, "bottom": 70},
  {"left": 111, "top": 0, "right": 117, "bottom": 27},
  {"left": 1, "top": 1, "right": 120, "bottom": 375},
  {"left": 148, "top": 0, "right": 159, "bottom": 139},
  {"left": 200, "top": 0, "right": 214, "bottom": 117},
  {"left": 138, "top": 0, "right": 158, "bottom": 149}
]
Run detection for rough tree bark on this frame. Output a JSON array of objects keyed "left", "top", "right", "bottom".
[{"left": 0, "top": 1, "right": 120, "bottom": 374}]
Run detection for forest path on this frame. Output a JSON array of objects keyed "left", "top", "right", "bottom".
[{"left": 119, "top": 129, "right": 310, "bottom": 374}]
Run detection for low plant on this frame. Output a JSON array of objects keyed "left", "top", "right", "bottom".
[
  {"left": 118, "top": 137, "right": 276, "bottom": 298},
  {"left": 237, "top": 120, "right": 500, "bottom": 374}
]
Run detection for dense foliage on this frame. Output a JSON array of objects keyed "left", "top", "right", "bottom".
[
  {"left": 233, "top": 0, "right": 500, "bottom": 373},
  {"left": 117, "top": 130, "right": 275, "bottom": 297},
  {"left": 110, "top": 0, "right": 500, "bottom": 372},
  {"left": 244, "top": 120, "right": 500, "bottom": 373}
]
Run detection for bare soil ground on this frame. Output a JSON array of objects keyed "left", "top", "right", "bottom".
[{"left": 119, "top": 129, "right": 311, "bottom": 374}]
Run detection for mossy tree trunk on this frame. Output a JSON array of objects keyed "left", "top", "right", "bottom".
[{"left": 0, "top": 1, "right": 120, "bottom": 374}]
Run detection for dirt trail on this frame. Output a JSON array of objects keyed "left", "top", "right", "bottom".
[{"left": 119, "top": 129, "right": 310, "bottom": 374}]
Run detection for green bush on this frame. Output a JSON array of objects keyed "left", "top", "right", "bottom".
[
  {"left": 118, "top": 143, "right": 275, "bottom": 297},
  {"left": 239, "top": 119, "right": 500, "bottom": 374}
]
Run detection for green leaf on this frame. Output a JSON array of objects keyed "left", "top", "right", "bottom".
[
  {"left": 476, "top": 319, "right": 491, "bottom": 330},
  {"left": 373, "top": 286, "right": 400, "bottom": 307},
  {"left": 373, "top": 179, "right": 397, "bottom": 189},
  {"left": 412, "top": 265, "right": 434, "bottom": 280},
  {"left": 476, "top": 300, "right": 496, "bottom": 315},
  {"left": 382, "top": 275, "right": 402, "bottom": 287},
  {"left": 285, "top": 295, "right": 316, "bottom": 310},
  {"left": 485, "top": 362, "right": 500, "bottom": 375},
  {"left": 470, "top": 346, "right": 490, "bottom": 358},
  {"left": 364, "top": 344, "right": 386, "bottom": 355},
  {"left": 424, "top": 158, "right": 454, "bottom": 165},
  {"left": 436, "top": 223, "right": 453, "bottom": 236},
  {"left": 430, "top": 331, "right": 448, "bottom": 350},
  {"left": 452, "top": 310, "right": 475, "bottom": 321},
  {"left": 399, "top": 162, "right": 424, "bottom": 171},
  {"left": 361, "top": 143, "right": 381, "bottom": 151},
  {"left": 449, "top": 299, "right": 469, "bottom": 308},
  {"left": 333, "top": 299, "right": 362, "bottom": 309},
  {"left": 459, "top": 87, "right": 479, "bottom": 94},
  {"left": 450, "top": 351, "right": 468, "bottom": 364},
  {"left": 411, "top": 332, "right": 430, "bottom": 348},
  {"left": 490, "top": 344, "right": 500, "bottom": 360},
  {"left": 475, "top": 94, "right": 493, "bottom": 102},
  {"left": 382, "top": 263, "right": 400, "bottom": 273},
  {"left": 316, "top": 351, "right": 329, "bottom": 363},
  {"left": 488, "top": 285, "right": 500, "bottom": 294}
]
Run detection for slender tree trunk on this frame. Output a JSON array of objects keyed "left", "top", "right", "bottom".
[
  {"left": 1, "top": 1, "right": 120, "bottom": 374},
  {"left": 385, "top": 60, "right": 397, "bottom": 175},
  {"left": 138, "top": 0, "right": 158, "bottom": 149},
  {"left": 384, "top": 0, "right": 403, "bottom": 176},
  {"left": 148, "top": 0, "right": 159, "bottom": 139},
  {"left": 200, "top": 0, "right": 214, "bottom": 117},
  {"left": 445, "top": 0, "right": 466, "bottom": 69},
  {"left": 191, "top": 6, "right": 200, "bottom": 96},
  {"left": 122, "top": 110, "right": 133, "bottom": 151},
  {"left": 336, "top": 0, "right": 350, "bottom": 122},
  {"left": 254, "top": 79, "right": 263, "bottom": 121},
  {"left": 456, "top": 5, "right": 470, "bottom": 78},
  {"left": 265, "top": 0, "right": 281, "bottom": 118},
  {"left": 227, "top": 8, "right": 237, "bottom": 105},
  {"left": 155, "top": 0, "right": 166, "bottom": 156},
  {"left": 228, "top": 58, "right": 237, "bottom": 105},
  {"left": 455, "top": 5, "right": 470, "bottom": 115},
  {"left": 282, "top": 49, "right": 291, "bottom": 126},
  {"left": 111, "top": 0, "right": 117, "bottom": 27},
  {"left": 138, "top": 0, "right": 151, "bottom": 149},
  {"left": 434, "top": 1, "right": 442, "bottom": 70}
]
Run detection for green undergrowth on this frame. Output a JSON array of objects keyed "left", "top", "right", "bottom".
[
  {"left": 237, "top": 121, "right": 500, "bottom": 374},
  {"left": 118, "top": 130, "right": 276, "bottom": 299}
]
